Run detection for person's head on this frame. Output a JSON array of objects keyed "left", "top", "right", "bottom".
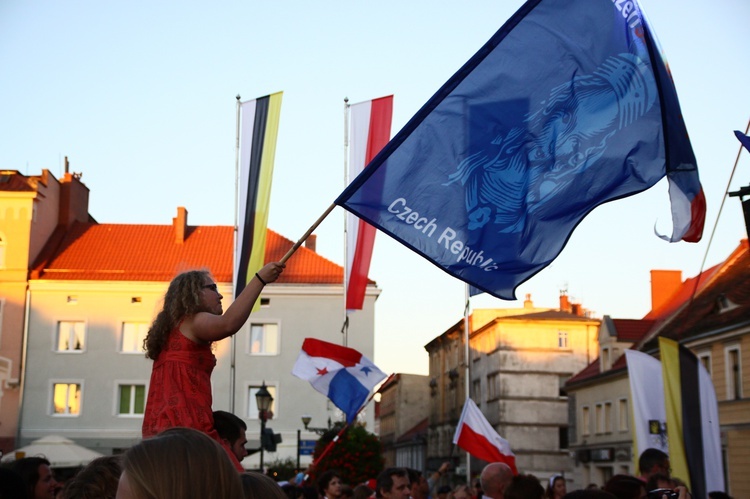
[
  {"left": 143, "top": 270, "right": 221, "bottom": 359},
  {"left": 707, "top": 492, "right": 733, "bottom": 499},
  {"left": 9, "top": 456, "right": 58, "bottom": 499},
  {"left": 340, "top": 485, "right": 354, "bottom": 498},
  {"left": 505, "top": 474, "right": 544, "bottom": 499},
  {"left": 240, "top": 472, "right": 287, "bottom": 499},
  {"left": 59, "top": 455, "right": 122, "bottom": 499},
  {"left": 317, "top": 470, "right": 343, "bottom": 499},
  {"left": 562, "top": 491, "right": 617, "bottom": 499},
  {"left": 352, "top": 484, "right": 374, "bottom": 499},
  {"left": 452, "top": 484, "right": 472, "bottom": 499},
  {"left": 375, "top": 468, "right": 410, "bottom": 499},
  {"left": 546, "top": 475, "right": 567, "bottom": 498},
  {"left": 406, "top": 469, "right": 428, "bottom": 499},
  {"left": 638, "top": 449, "right": 670, "bottom": 480},
  {"left": 645, "top": 473, "right": 674, "bottom": 492},
  {"left": 603, "top": 474, "right": 647, "bottom": 499},
  {"left": 0, "top": 467, "right": 28, "bottom": 499},
  {"left": 480, "top": 463, "right": 513, "bottom": 499},
  {"left": 472, "top": 477, "right": 484, "bottom": 497},
  {"left": 117, "top": 427, "right": 243, "bottom": 499},
  {"left": 436, "top": 485, "right": 451, "bottom": 499},
  {"left": 213, "top": 410, "right": 249, "bottom": 462}
]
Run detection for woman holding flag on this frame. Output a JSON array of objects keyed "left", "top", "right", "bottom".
[{"left": 141, "top": 262, "right": 284, "bottom": 471}]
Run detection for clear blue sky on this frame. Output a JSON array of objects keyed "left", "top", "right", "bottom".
[{"left": 2, "top": 0, "right": 748, "bottom": 375}]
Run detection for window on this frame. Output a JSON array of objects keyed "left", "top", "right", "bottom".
[
  {"left": 472, "top": 379, "right": 481, "bottom": 402},
  {"left": 602, "top": 347, "right": 611, "bottom": 370},
  {"left": 559, "top": 426, "right": 569, "bottom": 449},
  {"left": 56, "top": 321, "right": 86, "bottom": 352},
  {"left": 698, "top": 351, "right": 712, "bottom": 376},
  {"left": 726, "top": 346, "right": 742, "bottom": 400},
  {"left": 595, "top": 403, "right": 604, "bottom": 434},
  {"left": 118, "top": 384, "right": 146, "bottom": 415},
  {"left": 52, "top": 382, "right": 81, "bottom": 415},
  {"left": 0, "top": 234, "right": 5, "bottom": 268},
  {"left": 558, "top": 330, "right": 569, "bottom": 348},
  {"left": 121, "top": 322, "right": 149, "bottom": 353},
  {"left": 582, "top": 406, "right": 590, "bottom": 436},
  {"left": 247, "top": 384, "right": 277, "bottom": 419},
  {"left": 487, "top": 373, "right": 500, "bottom": 400},
  {"left": 618, "top": 398, "right": 629, "bottom": 432},
  {"left": 604, "top": 402, "right": 613, "bottom": 433},
  {"left": 248, "top": 323, "right": 279, "bottom": 355}
]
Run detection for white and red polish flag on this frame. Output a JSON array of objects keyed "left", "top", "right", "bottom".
[
  {"left": 346, "top": 95, "right": 393, "bottom": 310},
  {"left": 453, "top": 398, "right": 518, "bottom": 474}
]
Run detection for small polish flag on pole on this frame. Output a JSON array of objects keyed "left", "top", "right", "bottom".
[{"left": 453, "top": 398, "right": 517, "bottom": 474}]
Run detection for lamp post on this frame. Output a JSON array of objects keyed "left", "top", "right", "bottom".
[
  {"left": 255, "top": 382, "right": 273, "bottom": 472},
  {"left": 301, "top": 415, "right": 332, "bottom": 436}
]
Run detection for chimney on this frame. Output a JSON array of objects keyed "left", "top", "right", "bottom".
[
  {"left": 523, "top": 293, "right": 533, "bottom": 309},
  {"left": 58, "top": 158, "right": 90, "bottom": 227},
  {"left": 173, "top": 207, "right": 188, "bottom": 244},
  {"left": 559, "top": 290, "right": 571, "bottom": 313},
  {"left": 650, "top": 270, "right": 682, "bottom": 312},
  {"left": 305, "top": 234, "right": 317, "bottom": 252}
]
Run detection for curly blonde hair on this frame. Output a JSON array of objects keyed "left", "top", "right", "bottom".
[{"left": 143, "top": 270, "right": 211, "bottom": 360}]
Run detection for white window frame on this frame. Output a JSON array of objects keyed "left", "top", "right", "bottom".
[
  {"left": 725, "top": 344, "right": 742, "bottom": 401},
  {"left": 50, "top": 380, "right": 83, "bottom": 416},
  {"left": 246, "top": 383, "right": 277, "bottom": 420},
  {"left": 55, "top": 321, "right": 87, "bottom": 353},
  {"left": 115, "top": 381, "right": 148, "bottom": 417},
  {"left": 618, "top": 398, "right": 629, "bottom": 432},
  {"left": 581, "top": 405, "right": 590, "bottom": 436},
  {"left": 121, "top": 322, "right": 149, "bottom": 354},
  {"left": 558, "top": 330, "right": 569, "bottom": 349},
  {"left": 247, "top": 322, "right": 280, "bottom": 356},
  {"left": 698, "top": 350, "right": 712, "bottom": 377}
]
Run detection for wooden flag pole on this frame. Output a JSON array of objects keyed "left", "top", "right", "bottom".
[{"left": 280, "top": 202, "right": 337, "bottom": 264}]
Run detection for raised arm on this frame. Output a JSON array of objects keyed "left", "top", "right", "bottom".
[{"left": 183, "top": 262, "right": 285, "bottom": 343}]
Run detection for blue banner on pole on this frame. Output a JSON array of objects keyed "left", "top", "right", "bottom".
[{"left": 335, "top": 0, "right": 704, "bottom": 300}]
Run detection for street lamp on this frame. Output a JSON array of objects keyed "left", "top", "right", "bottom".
[
  {"left": 255, "top": 381, "right": 273, "bottom": 472},
  {"left": 301, "top": 415, "right": 331, "bottom": 435}
]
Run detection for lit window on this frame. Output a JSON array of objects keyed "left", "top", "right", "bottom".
[
  {"left": 249, "top": 323, "right": 279, "bottom": 355},
  {"left": 558, "top": 330, "right": 569, "bottom": 348},
  {"left": 118, "top": 384, "right": 146, "bottom": 415},
  {"left": 53, "top": 382, "right": 81, "bottom": 415},
  {"left": 247, "top": 384, "right": 277, "bottom": 419},
  {"left": 121, "top": 323, "right": 149, "bottom": 353},
  {"left": 56, "top": 322, "right": 86, "bottom": 352}
]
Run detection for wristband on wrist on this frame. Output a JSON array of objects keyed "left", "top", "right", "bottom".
[{"left": 255, "top": 272, "right": 267, "bottom": 286}]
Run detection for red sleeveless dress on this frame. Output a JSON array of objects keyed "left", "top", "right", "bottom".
[{"left": 142, "top": 326, "right": 243, "bottom": 471}]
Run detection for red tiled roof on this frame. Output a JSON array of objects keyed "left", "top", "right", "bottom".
[
  {"left": 0, "top": 171, "right": 40, "bottom": 192},
  {"left": 610, "top": 318, "right": 655, "bottom": 342},
  {"left": 31, "top": 222, "right": 346, "bottom": 284}
]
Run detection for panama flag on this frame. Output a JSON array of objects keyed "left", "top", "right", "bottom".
[
  {"left": 346, "top": 96, "right": 393, "bottom": 310},
  {"left": 235, "top": 92, "right": 283, "bottom": 304},
  {"left": 736, "top": 130, "right": 750, "bottom": 153},
  {"left": 660, "top": 337, "right": 724, "bottom": 498},
  {"left": 292, "top": 338, "right": 387, "bottom": 423},
  {"left": 453, "top": 398, "right": 517, "bottom": 474},
  {"left": 335, "top": 0, "right": 705, "bottom": 301}
]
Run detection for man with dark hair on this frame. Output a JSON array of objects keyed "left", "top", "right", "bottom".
[
  {"left": 213, "top": 410, "right": 248, "bottom": 463},
  {"left": 504, "top": 474, "right": 544, "bottom": 499},
  {"left": 637, "top": 448, "right": 670, "bottom": 483},
  {"left": 375, "top": 467, "right": 411, "bottom": 499}
]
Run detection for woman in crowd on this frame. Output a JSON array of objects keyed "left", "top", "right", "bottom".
[
  {"left": 318, "top": 470, "right": 344, "bottom": 499},
  {"left": 141, "top": 263, "right": 283, "bottom": 470},
  {"left": 546, "top": 474, "right": 567, "bottom": 499},
  {"left": 116, "top": 427, "right": 243, "bottom": 499},
  {"left": 9, "top": 456, "right": 58, "bottom": 499}
]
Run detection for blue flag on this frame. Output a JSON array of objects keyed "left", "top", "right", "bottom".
[{"left": 335, "top": 0, "right": 705, "bottom": 300}]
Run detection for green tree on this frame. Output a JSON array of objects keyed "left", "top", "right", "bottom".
[
  {"left": 266, "top": 456, "right": 297, "bottom": 481},
  {"left": 308, "top": 423, "right": 384, "bottom": 486}
]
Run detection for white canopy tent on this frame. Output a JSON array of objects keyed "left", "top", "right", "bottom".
[{"left": 1, "top": 435, "right": 104, "bottom": 468}]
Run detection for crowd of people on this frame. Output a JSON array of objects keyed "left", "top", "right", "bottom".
[
  {"left": 0, "top": 440, "right": 735, "bottom": 499},
  {"left": 0, "top": 269, "right": 734, "bottom": 498}
]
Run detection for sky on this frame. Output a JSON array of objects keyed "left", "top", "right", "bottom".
[{"left": 2, "top": 0, "right": 749, "bottom": 376}]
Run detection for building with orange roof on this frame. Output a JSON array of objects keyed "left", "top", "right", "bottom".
[
  {"left": 0, "top": 167, "right": 380, "bottom": 468},
  {"left": 565, "top": 239, "right": 749, "bottom": 495}
]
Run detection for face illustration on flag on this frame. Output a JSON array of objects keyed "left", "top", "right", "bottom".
[
  {"left": 292, "top": 338, "right": 386, "bottom": 423},
  {"left": 336, "top": 0, "right": 705, "bottom": 300}
]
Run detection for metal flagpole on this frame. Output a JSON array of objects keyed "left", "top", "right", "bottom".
[
  {"left": 230, "top": 94, "right": 241, "bottom": 414},
  {"left": 463, "top": 283, "right": 472, "bottom": 481},
  {"left": 342, "top": 97, "right": 350, "bottom": 348}
]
